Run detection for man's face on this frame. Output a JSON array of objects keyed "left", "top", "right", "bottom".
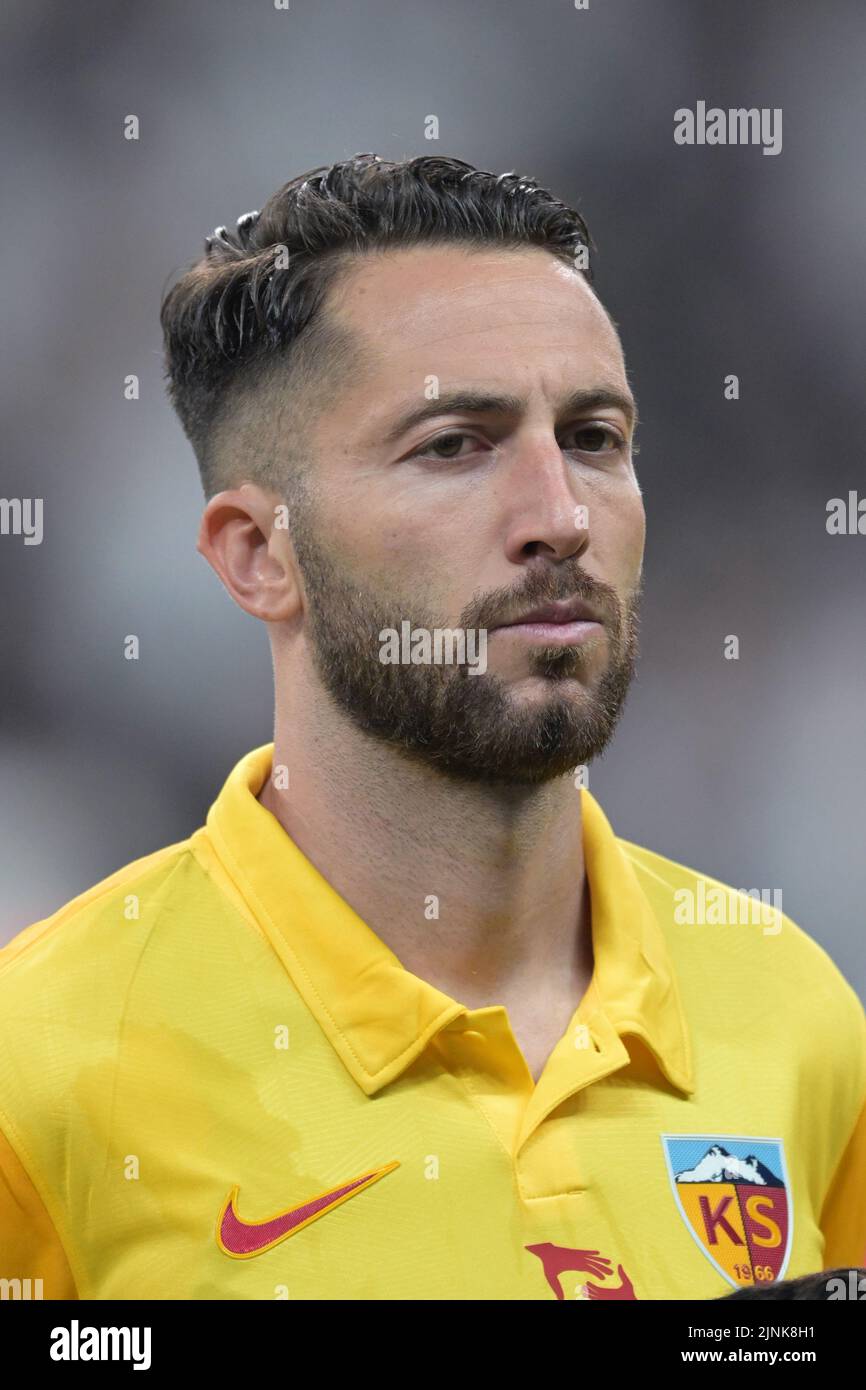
[{"left": 286, "top": 244, "right": 645, "bottom": 786}]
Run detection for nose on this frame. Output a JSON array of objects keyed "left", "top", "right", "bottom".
[{"left": 500, "top": 439, "right": 590, "bottom": 564}]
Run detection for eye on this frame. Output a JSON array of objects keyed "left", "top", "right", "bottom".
[
  {"left": 411, "top": 431, "right": 483, "bottom": 461},
  {"left": 567, "top": 422, "right": 626, "bottom": 454}
]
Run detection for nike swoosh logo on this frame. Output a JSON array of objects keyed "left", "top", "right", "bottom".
[{"left": 217, "top": 1160, "right": 400, "bottom": 1258}]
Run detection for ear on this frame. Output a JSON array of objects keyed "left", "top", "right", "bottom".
[{"left": 196, "top": 482, "right": 302, "bottom": 623}]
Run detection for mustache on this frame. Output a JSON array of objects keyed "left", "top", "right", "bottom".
[{"left": 464, "top": 567, "right": 625, "bottom": 632}]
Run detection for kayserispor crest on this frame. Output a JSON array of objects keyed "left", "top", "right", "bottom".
[{"left": 661, "top": 1134, "right": 791, "bottom": 1289}]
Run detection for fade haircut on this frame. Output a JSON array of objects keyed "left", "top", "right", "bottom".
[{"left": 160, "top": 153, "right": 595, "bottom": 500}]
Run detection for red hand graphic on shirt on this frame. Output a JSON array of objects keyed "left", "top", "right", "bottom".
[
  {"left": 584, "top": 1263, "right": 637, "bottom": 1300},
  {"left": 525, "top": 1241, "right": 616, "bottom": 1299}
]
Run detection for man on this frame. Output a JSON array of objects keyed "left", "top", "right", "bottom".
[{"left": 1, "top": 154, "right": 863, "bottom": 1301}]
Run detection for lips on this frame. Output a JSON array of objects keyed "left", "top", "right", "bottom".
[{"left": 493, "top": 597, "right": 604, "bottom": 628}]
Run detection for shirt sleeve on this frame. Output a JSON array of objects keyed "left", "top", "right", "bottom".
[
  {"left": 820, "top": 1093, "right": 866, "bottom": 1269},
  {"left": 0, "top": 1122, "right": 78, "bottom": 1299}
]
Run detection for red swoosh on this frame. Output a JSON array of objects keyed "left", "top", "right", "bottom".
[{"left": 217, "top": 1160, "right": 400, "bottom": 1258}]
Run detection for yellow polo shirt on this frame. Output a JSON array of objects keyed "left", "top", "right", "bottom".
[{"left": 1, "top": 744, "right": 864, "bottom": 1301}]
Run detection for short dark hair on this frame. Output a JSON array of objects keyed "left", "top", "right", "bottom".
[
  {"left": 719, "top": 1267, "right": 866, "bottom": 1300},
  {"left": 160, "top": 153, "right": 596, "bottom": 499}
]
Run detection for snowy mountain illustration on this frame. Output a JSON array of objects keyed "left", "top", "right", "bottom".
[{"left": 674, "top": 1144, "right": 782, "bottom": 1187}]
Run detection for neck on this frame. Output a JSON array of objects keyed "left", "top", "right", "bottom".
[{"left": 259, "top": 663, "right": 592, "bottom": 1018}]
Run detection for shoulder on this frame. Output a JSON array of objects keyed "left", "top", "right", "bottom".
[
  {"left": 619, "top": 833, "right": 866, "bottom": 1051},
  {"left": 0, "top": 835, "right": 204, "bottom": 1010}
]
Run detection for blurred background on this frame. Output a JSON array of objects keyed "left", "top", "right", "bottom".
[{"left": 1, "top": 0, "right": 863, "bottom": 998}]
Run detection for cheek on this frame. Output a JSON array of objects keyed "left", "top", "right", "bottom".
[
  {"left": 595, "top": 485, "right": 645, "bottom": 586},
  {"left": 626, "top": 493, "right": 647, "bottom": 563},
  {"left": 345, "top": 522, "right": 441, "bottom": 604},
  {"left": 371, "top": 513, "right": 479, "bottom": 591}
]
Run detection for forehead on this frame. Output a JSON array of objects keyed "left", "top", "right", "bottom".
[{"left": 326, "top": 243, "right": 627, "bottom": 392}]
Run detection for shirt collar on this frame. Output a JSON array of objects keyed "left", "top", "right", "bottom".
[{"left": 205, "top": 744, "right": 694, "bottom": 1099}]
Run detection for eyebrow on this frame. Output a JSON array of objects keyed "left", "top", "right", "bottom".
[{"left": 380, "top": 386, "right": 639, "bottom": 446}]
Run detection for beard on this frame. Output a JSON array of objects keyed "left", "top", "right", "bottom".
[{"left": 289, "top": 496, "right": 641, "bottom": 788}]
